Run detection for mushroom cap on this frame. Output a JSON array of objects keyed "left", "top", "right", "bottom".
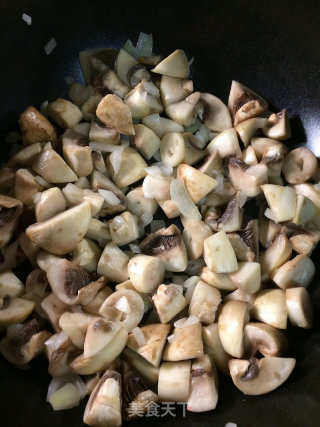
[
  {"left": 229, "top": 356, "right": 296, "bottom": 395},
  {"left": 244, "top": 322, "right": 288, "bottom": 357},
  {"left": 26, "top": 201, "right": 92, "bottom": 255},
  {"left": 158, "top": 360, "right": 191, "bottom": 402},
  {"left": 251, "top": 289, "right": 288, "bottom": 329},
  {"left": 19, "top": 106, "right": 58, "bottom": 146},
  {"left": 286, "top": 287, "right": 313, "bottom": 329},
  {"left": 96, "top": 94, "right": 135, "bottom": 135},
  {"left": 177, "top": 164, "right": 217, "bottom": 203}
]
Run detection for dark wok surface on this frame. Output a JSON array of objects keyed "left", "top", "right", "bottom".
[{"left": 0, "top": 1, "right": 320, "bottom": 426}]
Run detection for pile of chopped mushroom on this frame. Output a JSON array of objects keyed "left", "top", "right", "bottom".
[{"left": 0, "top": 32, "right": 318, "bottom": 426}]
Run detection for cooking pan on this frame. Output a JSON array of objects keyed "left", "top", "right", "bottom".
[{"left": 0, "top": 1, "right": 320, "bottom": 426}]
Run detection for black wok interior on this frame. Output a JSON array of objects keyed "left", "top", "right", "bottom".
[{"left": 0, "top": 1, "right": 320, "bottom": 426}]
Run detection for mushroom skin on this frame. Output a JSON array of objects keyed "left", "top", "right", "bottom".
[
  {"left": 96, "top": 94, "right": 135, "bottom": 135},
  {"left": 229, "top": 356, "right": 296, "bottom": 395},
  {"left": 19, "top": 106, "right": 58, "bottom": 146},
  {"left": 152, "top": 284, "right": 187, "bottom": 323},
  {"left": 0, "top": 195, "right": 23, "bottom": 249}
]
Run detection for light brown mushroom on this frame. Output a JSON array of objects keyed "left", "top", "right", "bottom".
[
  {"left": 62, "top": 129, "right": 93, "bottom": 177},
  {"left": 97, "top": 243, "right": 130, "bottom": 283},
  {"left": 133, "top": 124, "right": 161, "bottom": 160},
  {"left": 19, "top": 106, "right": 58, "bottom": 146},
  {"left": 206, "top": 128, "right": 242, "bottom": 158},
  {"left": 124, "top": 81, "right": 163, "bottom": 120},
  {"left": 160, "top": 75, "right": 193, "bottom": 107},
  {"left": 128, "top": 254, "right": 165, "bottom": 293},
  {"left": 204, "top": 230, "right": 238, "bottom": 273},
  {"left": 89, "top": 120, "right": 120, "bottom": 145},
  {"left": 122, "top": 347, "right": 159, "bottom": 388},
  {"left": 251, "top": 289, "right": 287, "bottom": 329},
  {"left": 0, "top": 195, "right": 23, "bottom": 249},
  {"left": 47, "top": 98, "right": 83, "bottom": 129},
  {"left": 201, "top": 92, "right": 232, "bottom": 132},
  {"left": 177, "top": 164, "right": 217, "bottom": 203},
  {"left": 202, "top": 323, "right": 231, "bottom": 375},
  {"left": 7, "top": 142, "right": 43, "bottom": 169},
  {"left": 263, "top": 109, "right": 291, "bottom": 140},
  {"left": 271, "top": 254, "right": 315, "bottom": 290},
  {"left": 286, "top": 287, "right": 313, "bottom": 329},
  {"left": 96, "top": 94, "right": 135, "bottom": 135},
  {"left": 189, "top": 280, "right": 221, "bottom": 324},
  {"left": 152, "top": 284, "right": 187, "bottom": 324}
]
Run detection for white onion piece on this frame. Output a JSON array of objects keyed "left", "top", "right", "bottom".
[
  {"left": 129, "top": 243, "right": 141, "bottom": 254},
  {"left": 150, "top": 220, "right": 166, "bottom": 233},
  {"left": 44, "top": 331, "right": 69, "bottom": 357},
  {"left": 90, "top": 142, "right": 122, "bottom": 152},
  {"left": 48, "top": 383, "right": 80, "bottom": 411},
  {"left": 167, "top": 334, "right": 176, "bottom": 344},
  {"left": 44, "top": 38, "right": 57, "bottom": 55},
  {"left": 264, "top": 207, "right": 276, "bottom": 221},
  {"left": 35, "top": 175, "right": 52, "bottom": 188},
  {"left": 114, "top": 296, "right": 131, "bottom": 313},
  {"left": 98, "top": 189, "right": 120, "bottom": 206},
  {"left": 22, "top": 13, "right": 32, "bottom": 25},
  {"left": 132, "top": 327, "right": 146, "bottom": 347},
  {"left": 174, "top": 314, "right": 200, "bottom": 329},
  {"left": 170, "top": 178, "right": 201, "bottom": 220},
  {"left": 145, "top": 164, "right": 173, "bottom": 176},
  {"left": 74, "top": 177, "right": 90, "bottom": 189},
  {"left": 32, "top": 192, "right": 42, "bottom": 204},
  {"left": 138, "top": 212, "right": 153, "bottom": 228},
  {"left": 47, "top": 373, "right": 87, "bottom": 401}
]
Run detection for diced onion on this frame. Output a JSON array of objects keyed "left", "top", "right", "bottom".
[
  {"left": 170, "top": 178, "right": 201, "bottom": 220},
  {"left": 132, "top": 327, "right": 146, "bottom": 347},
  {"left": 185, "top": 258, "right": 205, "bottom": 275},
  {"left": 44, "top": 38, "right": 57, "bottom": 55},
  {"left": 114, "top": 296, "right": 131, "bottom": 313},
  {"left": 188, "top": 56, "right": 195, "bottom": 66},
  {"left": 129, "top": 243, "right": 141, "bottom": 254},
  {"left": 264, "top": 207, "right": 276, "bottom": 221},
  {"left": 167, "top": 334, "right": 176, "bottom": 344},
  {"left": 174, "top": 315, "right": 200, "bottom": 328},
  {"left": 35, "top": 175, "right": 52, "bottom": 188},
  {"left": 47, "top": 374, "right": 87, "bottom": 402},
  {"left": 98, "top": 189, "right": 121, "bottom": 206},
  {"left": 32, "top": 192, "right": 42, "bottom": 204},
  {"left": 22, "top": 13, "right": 32, "bottom": 25}
]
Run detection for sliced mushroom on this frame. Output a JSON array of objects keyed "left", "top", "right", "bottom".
[
  {"left": 0, "top": 195, "right": 23, "bottom": 249},
  {"left": 70, "top": 320, "right": 128, "bottom": 375},
  {"left": 271, "top": 254, "right": 315, "bottom": 290},
  {"left": 140, "top": 224, "right": 187, "bottom": 272},
  {"left": 47, "top": 98, "right": 83, "bottom": 129},
  {"left": 206, "top": 191, "right": 245, "bottom": 233},
  {"left": 19, "top": 106, "right": 58, "bottom": 146},
  {"left": 200, "top": 267, "right": 237, "bottom": 291},
  {"left": 0, "top": 270, "right": 24, "bottom": 298},
  {"left": 165, "top": 92, "right": 202, "bottom": 127},
  {"left": 228, "top": 81, "right": 268, "bottom": 125},
  {"left": 141, "top": 114, "right": 184, "bottom": 138},
  {"left": 218, "top": 300, "right": 249, "bottom": 358},
  {"left": 260, "top": 233, "right": 292, "bottom": 281},
  {"left": 228, "top": 262, "right": 261, "bottom": 295},
  {"left": 283, "top": 147, "right": 318, "bottom": 184},
  {"left": 187, "top": 354, "right": 219, "bottom": 412},
  {"left": 0, "top": 318, "right": 51, "bottom": 365},
  {"left": 200, "top": 92, "right": 232, "bottom": 132},
  {"left": 152, "top": 284, "right": 187, "bottom": 323},
  {"left": 99, "top": 289, "right": 144, "bottom": 332},
  {"left": 97, "top": 243, "right": 129, "bottom": 283},
  {"left": 163, "top": 317, "right": 203, "bottom": 361},
  {"left": 261, "top": 184, "right": 296, "bottom": 223},
  {"left": 160, "top": 75, "right": 193, "bottom": 107},
  {"left": 188, "top": 280, "right": 221, "bottom": 324},
  {"left": 202, "top": 323, "right": 231, "bottom": 375},
  {"left": 124, "top": 81, "right": 163, "bottom": 120},
  {"left": 106, "top": 147, "right": 147, "bottom": 188},
  {"left": 35, "top": 187, "right": 67, "bottom": 222},
  {"left": 46, "top": 258, "right": 105, "bottom": 305},
  {"left": 286, "top": 287, "right": 313, "bottom": 329},
  {"left": 72, "top": 238, "right": 102, "bottom": 273},
  {"left": 122, "top": 347, "right": 159, "bottom": 387},
  {"left": 127, "top": 323, "right": 171, "bottom": 367},
  {"left": 108, "top": 211, "right": 139, "bottom": 246},
  {"left": 263, "top": 109, "right": 291, "bottom": 140},
  {"left": 204, "top": 230, "right": 238, "bottom": 273},
  {"left": 251, "top": 289, "right": 287, "bottom": 329},
  {"left": 227, "top": 233, "right": 255, "bottom": 262},
  {"left": 32, "top": 142, "right": 78, "bottom": 183},
  {"left": 206, "top": 128, "right": 242, "bottom": 158},
  {"left": 82, "top": 286, "right": 113, "bottom": 316},
  {"left": 235, "top": 117, "right": 267, "bottom": 146},
  {"left": 62, "top": 129, "right": 93, "bottom": 177},
  {"left": 7, "top": 142, "right": 43, "bottom": 169},
  {"left": 229, "top": 356, "right": 295, "bottom": 395},
  {"left": 151, "top": 49, "right": 190, "bottom": 78},
  {"left": 158, "top": 360, "right": 191, "bottom": 402},
  {"left": 89, "top": 120, "right": 120, "bottom": 145},
  {"left": 96, "top": 94, "right": 134, "bottom": 135},
  {"left": 227, "top": 157, "right": 268, "bottom": 197},
  {"left": 244, "top": 322, "right": 288, "bottom": 357},
  {"left": 83, "top": 370, "right": 122, "bottom": 427},
  {"left": 126, "top": 186, "right": 158, "bottom": 220},
  {"left": 0, "top": 296, "right": 35, "bottom": 329},
  {"left": 294, "top": 183, "right": 320, "bottom": 211},
  {"left": 26, "top": 201, "right": 92, "bottom": 255},
  {"left": 133, "top": 124, "right": 161, "bottom": 160}
]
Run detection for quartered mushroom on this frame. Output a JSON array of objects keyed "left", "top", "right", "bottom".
[
  {"left": 72, "top": 238, "right": 102, "bottom": 273},
  {"left": 0, "top": 195, "right": 23, "bottom": 248},
  {"left": 96, "top": 94, "right": 135, "bottom": 135},
  {"left": 228, "top": 81, "right": 268, "bottom": 125},
  {"left": 152, "top": 284, "right": 187, "bottom": 323},
  {"left": 182, "top": 132, "right": 208, "bottom": 165},
  {"left": 124, "top": 81, "right": 163, "bottom": 120},
  {"left": 26, "top": 201, "right": 92, "bottom": 255},
  {"left": 126, "top": 186, "right": 158, "bottom": 221},
  {"left": 206, "top": 128, "right": 242, "bottom": 159},
  {"left": 229, "top": 356, "right": 296, "bottom": 395},
  {"left": 47, "top": 98, "right": 83, "bottom": 129},
  {"left": 244, "top": 322, "right": 288, "bottom": 357},
  {"left": 83, "top": 370, "right": 122, "bottom": 427},
  {"left": 218, "top": 300, "right": 249, "bottom": 358},
  {"left": 286, "top": 287, "right": 313, "bottom": 329},
  {"left": 177, "top": 164, "right": 217, "bottom": 203},
  {"left": 94, "top": 65, "right": 130, "bottom": 98},
  {"left": 89, "top": 120, "right": 120, "bottom": 145},
  {"left": 263, "top": 109, "right": 291, "bottom": 140},
  {"left": 187, "top": 354, "right": 219, "bottom": 412},
  {"left": 251, "top": 289, "right": 288, "bottom": 329},
  {"left": 122, "top": 361, "right": 159, "bottom": 421},
  {"left": 0, "top": 270, "right": 24, "bottom": 298},
  {"left": 15, "top": 168, "right": 43, "bottom": 207},
  {"left": 7, "top": 142, "right": 43, "bottom": 169},
  {"left": 0, "top": 296, "right": 35, "bottom": 329},
  {"left": 140, "top": 224, "right": 188, "bottom": 272},
  {"left": 59, "top": 311, "right": 97, "bottom": 349},
  {"left": 133, "top": 124, "right": 161, "bottom": 160},
  {"left": 271, "top": 254, "right": 315, "bottom": 290},
  {"left": 162, "top": 316, "right": 203, "bottom": 361},
  {"left": 82, "top": 286, "right": 113, "bottom": 316},
  {"left": 19, "top": 105, "right": 58, "bottom": 146},
  {"left": 282, "top": 147, "right": 318, "bottom": 184},
  {"left": 204, "top": 230, "right": 238, "bottom": 273},
  {"left": 85, "top": 218, "right": 111, "bottom": 247},
  {"left": 160, "top": 75, "right": 193, "bottom": 107},
  {"left": 235, "top": 117, "right": 267, "bottom": 146},
  {"left": 127, "top": 323, "right": 171, "bottom": 367},
  {"left": 108, "top": 211, "right": 140, "bottom": 246},
  {"left": 151, "top": 49, "right": 190, "bottom": 78},
  {"left": 46, "top": 258, "right": 105, "bottom": 305},
  {"left": 228, "top": 262, "right": 261, "bottom": 295},
  {"left": 200, "top": 92, "right": 232, "bottom": 132},
  {"left": 141, "top": 114, "right": 184, "bottom": 138},
  {"left": 128, "top": 254, "right": 165, "bottom": 293},
  {"left": 40, "top": 293, "right": 70, "bottom": 331},
  {"left": 122, "top": 347, "right": 160, "bottom": 388},
  {"left": 165, "top": 91, "right": 202, "bottom": 127},
  {"left": 261, "top": 144, "right": 286, "bottom": 177},
  {"left": 200, "top": 267, "right": 237, "bottom": 291},
  {"left": 0, "top": 318, "right": 51, "bottom": 365},
  {"left": 62, "top": 129, "right": 93, "bottom": 177},
  {"left": 227, "top": 157, "right": 268, "bottom": 197},
  {"left": 97, "top": 243, "right": 130, "bottom": 283},
  {"left": 188, "top": 280, "right": 221, "bottom": 324},
  {"left": 259, "top": 233, "right": 292, "bottom": 281},
  {"left": 99, "top": 289, "right": 144, "bottom": 332},
  {"left": 32, "top": 142, "right": 78, "bottom": 183},
  {"left": 227, "top": 233, "right": 255, "bottom": 262},
  {"left": 202, "top": 323, "right": 231, "bottom": 375},
  {"left": 158, "top": 360, "right": 191, "bottom": 402},
  {"left": 34, "top": 187, "right": 67, "bottom": 222},
  {"left": 181, "top": 216, "right": 212, "bottom": 260}
]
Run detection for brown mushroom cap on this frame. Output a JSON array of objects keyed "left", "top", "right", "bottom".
[{"left": 19, "top": 106, "right": 58, "bottom": 146}]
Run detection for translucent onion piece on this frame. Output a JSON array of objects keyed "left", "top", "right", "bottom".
[
  {"left": 174, "top": 314, "right": 200, "bottom": 328},
  {"left": 47, "top": 373, "right": 87, "bottom": 401},
  {"left": 170, "top": 178, "right": 201, "bottom": 220},
  {"left": 48, "top": 383, "right": 80, "bottom": 411},
  {"left": 167, "top": 334, "right": 176, "bottom": 344},
  {"left": 132, "top": 326, "right": 146, "bottom": 347},
  {"left": 98, "top": 189, "right": 121, "bottom": 206}
]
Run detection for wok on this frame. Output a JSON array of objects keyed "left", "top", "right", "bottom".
[{"left": 0, "top": 1, "right": 320, "bottom": 426}]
